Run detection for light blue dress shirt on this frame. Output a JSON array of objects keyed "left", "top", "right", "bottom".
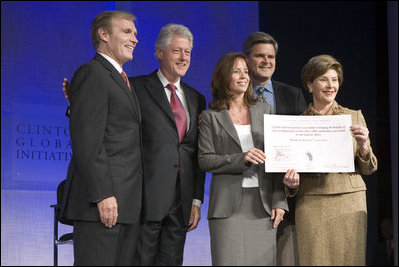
[{"left": 253, "top": 80, "right": 276, "bottom": 111}]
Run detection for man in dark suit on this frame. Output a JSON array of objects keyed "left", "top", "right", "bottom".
[
  {"left": 64, "top": 11, "right": 143, "bottom": 265},
  {"left": 130, "top": 24, "right": 206, "bottom": 266},
  {"left": 242, "top": 32, "right": 308, "bottom": 266}
]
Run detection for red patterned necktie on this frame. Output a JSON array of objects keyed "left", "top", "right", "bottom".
[
  {"left": 166, "top": 83, "right": 187, "bottom": 143},
  {"left": 121, "top": 71, "right": 132, "bottom": 91}
]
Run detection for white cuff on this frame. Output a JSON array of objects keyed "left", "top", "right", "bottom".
[{"left": 192, "top": 199, "right": 202, "bottom": 208}]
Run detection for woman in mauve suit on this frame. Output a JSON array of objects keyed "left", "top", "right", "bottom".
[{"left": 294, "top": 54, "right": 378, "bottom": 266}]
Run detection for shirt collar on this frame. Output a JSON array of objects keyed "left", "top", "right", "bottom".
[
  {"left": 157, "top": 69, "right": 182, "bottom": 93},
  {"left": 98, "top": 52, "right": 123, "bottom": 73},
  {"left": 254, "top": 80, "right": 274, "bottom": 93}
]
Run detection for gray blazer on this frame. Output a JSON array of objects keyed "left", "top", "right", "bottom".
[{"left": 198, "top": 102, "right": 288, "bottom": 219}]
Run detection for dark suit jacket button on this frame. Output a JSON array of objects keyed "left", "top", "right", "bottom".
[{"left": 139, "top": 171, "right": 143, "bottom": 175}]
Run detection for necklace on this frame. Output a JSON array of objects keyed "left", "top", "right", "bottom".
[
  {"left": 230, "top": 111, "right": 245, "bottom": 124},
  {"left": 229, "top": 104, "right": 248, "bottom": 125}
]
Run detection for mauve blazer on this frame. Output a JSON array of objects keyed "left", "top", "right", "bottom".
[
  {"left": 198, "top": 102, "right": 288, "bottom": 219},
  {"left": 296, "top": 101, "right": 378, "bottom": 197}
]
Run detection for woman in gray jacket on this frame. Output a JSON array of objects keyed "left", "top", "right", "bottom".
[{"left": 198, "top": 52, "right": 299, "bottom": 266}]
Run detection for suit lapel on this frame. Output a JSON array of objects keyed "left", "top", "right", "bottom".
[
  {"left": 143, "top": 72, "right": 176, "bottom": 123},
  {"left": 94, "top": 54, "right": 140, "bottom": 118},
  {"left": 249, "top": 105, "right": 263, "bottom": 149},
  {"left": 215, "top": 110, "right": 241, "bottom": 148},
  {"left": 272, "top": 80, "right": 281, "bottom": 114},
  {"left": 214, "top": 104, "right": 266, "bottom": 150},
  {"left": 130, "top": 83, "right": 141, "bottom": 121},
  {"left": 181, "top": 84, "right": 196, "bottom": 136}
]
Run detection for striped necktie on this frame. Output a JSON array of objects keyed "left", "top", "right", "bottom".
[
  {"left": 166, "top": 83, "right": 187, "bottom": 143},
  {"left": 121, "top": 71, "right": 132, "bottom": 91}
]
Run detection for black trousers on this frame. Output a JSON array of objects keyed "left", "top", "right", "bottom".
[
  {"left": 136, "top": 178, "right": 188, "bottom": 266},
  {"left": 73, "top": 220, "right": 141, "bottom": 266}
]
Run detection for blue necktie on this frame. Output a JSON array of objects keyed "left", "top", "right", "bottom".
[{"left": 257, "top": 87, "right": 267, "bottom": 103}]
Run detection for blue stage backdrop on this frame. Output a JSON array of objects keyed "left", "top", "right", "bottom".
[{"left": 1, "top": 1, "right": 259, "bottom": 191}]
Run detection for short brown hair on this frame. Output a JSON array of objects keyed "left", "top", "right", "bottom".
[
  {"left": 209, "top": 52, "right": 257, "bottom": 111},
  {"left": 301, "top": 54, "right": 344, "bottom": 93},
  {"left": 242, "top": 32, "right": 278, "bottom": 56},
  {"left": 91, "top": 11, "right": 136, "bottom": 50}
]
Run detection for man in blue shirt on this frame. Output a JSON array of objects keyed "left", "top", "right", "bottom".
[{"left": 243, "top": 32, "right": 308, "bottom": 266}]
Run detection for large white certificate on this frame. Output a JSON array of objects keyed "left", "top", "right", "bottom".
[{"left": 264, "top": 114, "right": 354, "bottom": 173}]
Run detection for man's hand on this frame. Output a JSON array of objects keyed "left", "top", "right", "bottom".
[
  {"left": 271, "top": 208, "right": 285, "bottom": 229},
  {"left": 62, "top": 77, "right": 70, "bottom": 104},
  {"left": 187, "top": 204, "right": 201, "bottom": 232},
  {"left": 97, "top": 196, "right": 118, "bottom": 228}
]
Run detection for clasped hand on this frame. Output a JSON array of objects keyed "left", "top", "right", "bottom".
[
  {"left": 283, "top": 169, "right": 300, "bottom": 189},
  {"left": 244, "top": 148, "right": 266, "bottom": 165},
  {"left": 245, "top": 149, "right": 299, "bottom": 189}
]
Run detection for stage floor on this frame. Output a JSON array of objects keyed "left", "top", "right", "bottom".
[{"left": 1, "top": 189, "right": 211, "bottom": 266}]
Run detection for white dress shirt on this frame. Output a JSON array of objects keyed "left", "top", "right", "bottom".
[
  {"left": 98, "top": 52, "right": 123, "bottom": 74},
  {"left": 234, "top": 124, "right": 259, "bottom": 188}
]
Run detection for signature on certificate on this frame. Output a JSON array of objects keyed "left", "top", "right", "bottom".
[
  {"left": 305, "top": 151, "right": 313, "bottom": 161},
  {"left": 274, "top": 149, "right": 284, "bottom": 161},
  {"left": 274, "top": 147, "right": 290, "bottom": 161}
]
